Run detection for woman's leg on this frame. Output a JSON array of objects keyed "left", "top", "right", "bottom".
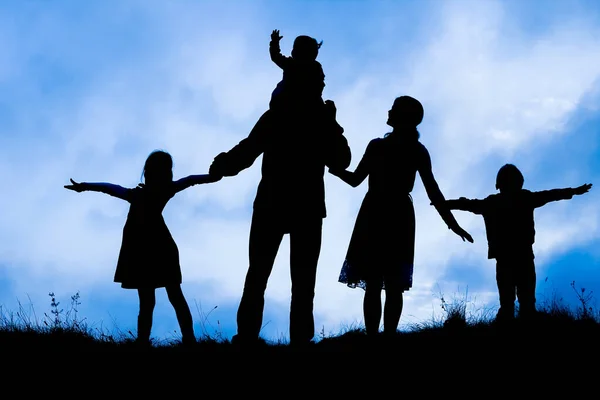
[
  {"left": 363, "top": 278, "right": 383, "bottom": 336},
  {"left": 137, "top": 288, "right": 156, "bottom": 343},
  {"left": 165, "top": 285, "right": 196, "bottom": 344},
  {"left": 382, "top": 284, "right": 404, "bottom": 336}
]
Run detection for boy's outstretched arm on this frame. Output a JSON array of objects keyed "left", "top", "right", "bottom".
[
  {"left": 531, "top": 183, "right": 593, "bottom": 208},
  {"left": 269, "top": 29, "right": 290, "bottom": 70},
  {"left": 172, "top": 174, "right": 222, "bottom": 194},
  {"left": 64, "top": 179, "right": 131, "bottom": 201},
  {"left": 437, "top": 197, "right": 487, "bottom": 215}
]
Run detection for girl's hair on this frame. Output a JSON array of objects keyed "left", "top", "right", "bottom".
[
  {"left": 141, "top": 150, "right": 173, "bottom": 183},
  {"left": 385, "top": 96, "right": 423, "bottom": 141},
  {"left": 495, "top": 163, "right": 524, "bottom": 192}
]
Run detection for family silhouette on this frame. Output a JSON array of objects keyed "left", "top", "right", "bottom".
[{"left": 64, "top": 29, "right": 593, "bottom": 346}]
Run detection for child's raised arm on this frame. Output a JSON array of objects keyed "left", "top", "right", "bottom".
[
  {"left": 530, "top": 183, "right": 593, "bottom": 208},
  {"left": 269, "top": 29, "right": 290, "bottom": 70},
  {"left": 172, "top": 174, "right": 222, "bottom": 195},
  {"left": 64, "top": 179, "right": 131, "bottom": 201}
]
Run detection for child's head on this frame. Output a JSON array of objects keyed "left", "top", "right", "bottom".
[
  {"left": 387, "top": 95, "right": 424, "bottom": 130},
  {"left": 142, "top": 150, "right": 173, "bottom": 186},
  {"left": 291, "top": 35, "right": 323, "bottom": 61},
  {"left": 495, "top": 163, "right": 524, "bottom": 193}
]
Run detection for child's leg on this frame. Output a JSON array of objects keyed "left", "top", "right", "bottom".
[
  {"left": 165, "top": 285, "right": 195, "bottom": 343},
  {"left": 516, "top": 257, "right": 537, "bottom": 318},
  {"left": 495, "top": 259, "right": 516, "bottom": 321},
  {"left": 137, "top": 288, "right": 156, "bottom": 343},
  {"left": 363, "top": 278, "right": 383, "bottom": 335}
]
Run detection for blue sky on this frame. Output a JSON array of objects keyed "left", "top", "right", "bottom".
[{"left": 1, "top": 0, "right": 600, "bottom": 343}]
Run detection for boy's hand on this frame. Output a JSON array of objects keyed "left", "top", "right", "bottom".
[
  {"left": 271, "top": 29, "right": 283, "bottom": 42},
  {"left": 573, "top": 183, "right": 592, "bottom": 195},
  {"left": 64, "top": 178, "right": 86, "bottom": 193}
]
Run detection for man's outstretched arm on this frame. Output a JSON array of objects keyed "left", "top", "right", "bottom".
[{"left": 209, "top": 112, "right": 270, "bottom": 177}]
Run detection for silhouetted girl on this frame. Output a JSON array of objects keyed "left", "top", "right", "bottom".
[
  {"left": 64, "top": 150, "right": 221, "bottom": 346},
  {"left": 329, "top": 96, "right": 473, "bottom": 337}
]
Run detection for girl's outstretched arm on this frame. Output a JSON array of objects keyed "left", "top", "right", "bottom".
[
  {"left": 64, "top": 179, "right": 131, "bottom": 201},
  {"left": 172, "top": 174, "right": 222, "bottom": 194}
]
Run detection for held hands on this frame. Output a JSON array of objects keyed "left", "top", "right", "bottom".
[
  {"left": 573, "top": 183, "right": 593, "bottom": 195},
  {"left": 271, "top": 29, "right": 283, "bottom": 42},
  {"left": 64, "top": 178, "right": 86, "bottom": 193}
]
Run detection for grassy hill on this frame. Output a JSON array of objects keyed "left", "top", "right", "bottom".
[{"left": 1, "top": 283, "right": 599, "bottom": 360}]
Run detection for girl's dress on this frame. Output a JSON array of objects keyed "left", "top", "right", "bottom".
[
  {"left": 339, "top": 135, "right": 431, "bottom": 291},
  {"left": 114, "top": 185, "right": 181, "bottom": 289}
]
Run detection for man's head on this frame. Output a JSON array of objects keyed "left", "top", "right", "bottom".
[{"left": 496, "top": 163, "right": 524, "bottom": 193}]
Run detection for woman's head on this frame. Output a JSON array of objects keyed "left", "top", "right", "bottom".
[
  {"left": 291, "top": 35, "right": 322, "bottom": 61},
  {"left": 142, "top": 150, "right": 173, "bottom": 185},
  {"left": 387, "top": 96, "right": 424, "bottom": 129},
  {"left": 495, "top": 163, "right": 524, "bottom": 193}
]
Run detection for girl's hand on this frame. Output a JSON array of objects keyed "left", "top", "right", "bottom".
[
  {"left": 451, "top": 225, "right": 474, "bottom": 243},
  {"left": 271, "top": 29, "right": 283, "bottom": 42},
  {"left": 64, "top": 178, "right": 86, "bottom": 193}
]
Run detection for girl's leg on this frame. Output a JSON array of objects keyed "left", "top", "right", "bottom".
[
  {"left": 363, "top": 278, "right": 383, "bottom": 336},
  {"left": 137, "top": 288, "right": 156, "bottom": 343},
  {"left": 165, "top": 285, "right": 195, "bottom": 344}
]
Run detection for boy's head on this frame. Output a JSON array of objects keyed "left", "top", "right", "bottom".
[
  {"left": 495, "top": 163, "right": 524, "bottom": 193},
  {"left": 291, "top": 35, "right": 322, "bottom": 61}
]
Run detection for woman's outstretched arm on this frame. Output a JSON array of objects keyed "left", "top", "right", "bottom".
[
  {"left": 64, "top": 179, "right": 131, "bottom": 201},
  {"left": 417, "top": 147, "right": 474, "bottom": 243},
  {"left": 328, "top": 140, "right": 372, "bottom": 188},
  {"left": 171, "top": 174, "right": 222, "bottom": 194}
]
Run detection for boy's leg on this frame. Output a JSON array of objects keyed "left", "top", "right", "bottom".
[
  {"left": 495, "top": 259, "right": 516, "bottom": 322},
  {"left": 165, "top": 284, "right": 195, "bottom": 344},
  {"left": 516, "top": 256, "right": 537, "bottom": 319},
  {"left": 137, "top": 288, "right": 156, "bottom": 344}
]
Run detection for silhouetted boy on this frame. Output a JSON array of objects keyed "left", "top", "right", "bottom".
[{"left": 439, "top": 164, "right": 592, "bottom": 322}]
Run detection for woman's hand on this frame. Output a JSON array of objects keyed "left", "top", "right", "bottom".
[
  {"left": 64, "top": 178, "right": 86, "bottom": 193},
  {"left": 451, "top": 225, "right": 474, "bottom": 243}
]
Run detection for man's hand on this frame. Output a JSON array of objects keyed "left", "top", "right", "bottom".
[{"left": 573, "top": 183, "right": 593, "bottom": 195}]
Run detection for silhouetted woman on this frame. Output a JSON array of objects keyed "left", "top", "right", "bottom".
[
  {"left": 329, "top": 96, "right": 473, "bottom": 337},
  {"left": 64, "top": 150, "right": 221, "bottom": 346}
]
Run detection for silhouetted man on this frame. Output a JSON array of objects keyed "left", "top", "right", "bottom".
[{"left": 209, "top": 100, "right": 351, "bottom": 346}]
